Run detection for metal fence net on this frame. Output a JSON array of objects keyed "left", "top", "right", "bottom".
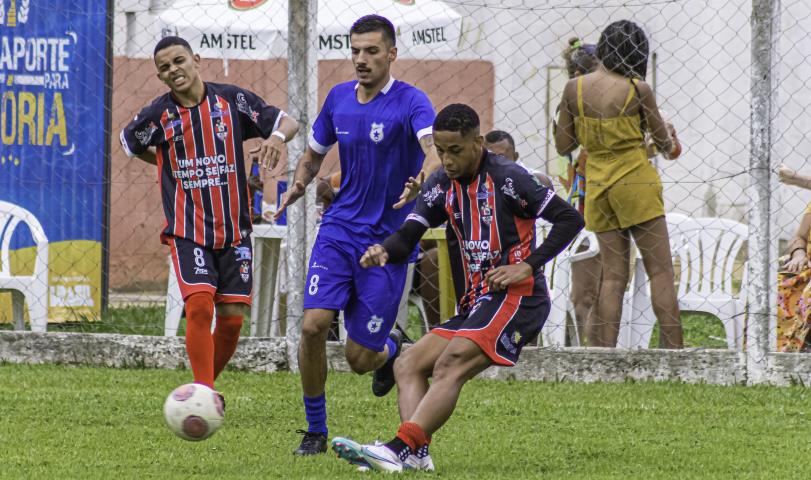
[{"left": 0, "top": 0, "right": 797, "bottom": 368}]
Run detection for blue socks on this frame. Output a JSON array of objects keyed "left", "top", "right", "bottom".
[
  {"left": 385, "top": 337, "right": 398, "bottom": 361},
  {"left": 303, "top": 393, "right": 327, "bottom": 435}
]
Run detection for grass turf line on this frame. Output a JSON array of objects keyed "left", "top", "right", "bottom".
[{"left": 1, "top": 364, "right": 809, "bottom": 479}]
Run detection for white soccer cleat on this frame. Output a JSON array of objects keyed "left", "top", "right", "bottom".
[
  {"left": 410, "top": 444, "right": 435, "bottom": 471},
  {"left": 331, "top": 436, "right": 371, "bottom": 470},
  {"left": 360, "top": 444, "right": 407, "bottom": 473}
]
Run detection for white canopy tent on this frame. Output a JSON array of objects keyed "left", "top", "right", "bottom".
[{"left": 154, "top": 0, "right": 464, "bottom": 64}]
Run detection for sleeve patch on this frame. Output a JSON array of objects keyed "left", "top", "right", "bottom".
[
  {"left": 537, "top": 189, "right": 556, "bottom": 216},
  {"left": 406, "top": 213, "right": 430, "bottom": 227}
]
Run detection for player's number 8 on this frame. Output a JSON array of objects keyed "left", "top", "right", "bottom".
[
  {"left": 308, "top": 274, "right": 320, "bottom": 295},
  {"left": 193, "top": 248, "right": 206, "bottom": 267}
]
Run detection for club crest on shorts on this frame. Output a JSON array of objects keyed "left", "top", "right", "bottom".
[
  {"left": 369, "top": 122, "right": 384, "bottom": 143},
  {"left": 215, "top": 119, "right": 228, "bottom": 141},
  {"left": 240, "top": 261, "right": 250, "bottom": 282},
  {"left": 367, "top": 315, "right": 383, "bottom": 333}
]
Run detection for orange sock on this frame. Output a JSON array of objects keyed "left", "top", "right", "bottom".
[
  {"left": 213, "top": 314, "right": 243, "bottom": 379},
  {"left": 396, "top": 422, "right": 429, "bottom": 452},
  {"left": 184, "top": 292, "right": 215, "bottom": 388}
]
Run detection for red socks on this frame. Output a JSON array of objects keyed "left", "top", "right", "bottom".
[
  {"left": 213, "top": 314, "right": 244, "bottom": 379},
  {"left": 184, "top": 294, "right": 245, "bottom": 388},
  {"left": 396, "top": 422, "right": 430, "bottom": 451},
  {"left": 184, "top": 292, "right": 215, "bottom": 388}
]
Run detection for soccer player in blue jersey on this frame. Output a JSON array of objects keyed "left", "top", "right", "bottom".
[
  {"left": 331, "top": 104, "right": 584, "bottom": 472},
  {"left": 273, "top": 15, "right": 441, "bottom": 455},
  {"left": 120, "top": 37, "right": 299, "bottom": 396}
]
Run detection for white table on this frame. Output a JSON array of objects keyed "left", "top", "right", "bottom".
[{"left": 164, "top": 224, "right": 287, "bottom": 336}]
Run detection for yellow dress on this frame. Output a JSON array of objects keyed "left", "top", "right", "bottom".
[
  {"left": 777, "top": 202, "right": 811, "bottom": 352},
  {"left": 574, "top": 76, "right": 665, "bottom": 232}
]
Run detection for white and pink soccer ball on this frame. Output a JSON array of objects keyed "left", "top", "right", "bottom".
[{"left": 163, "top": 383, "right": 224, "bottom": 441}]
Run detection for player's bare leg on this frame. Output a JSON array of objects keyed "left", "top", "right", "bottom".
[
  {"left": 587, "top": 229, "right": 631, "bottom": 347},
  {"left": 630, "top": 217, "right": 683, "bottom": 349},
  {"left": 295, "top": 307, "right": 335, "bottom": 455},
  {"left": 299, "top": 308, "right": 336, "bottom": 396},
  {"left": 344, "top": 338, "right": 390, "bottom": 373},
  {"left": 393, "top": 333, "right": 448, "bottom": 420},
  {"left": 351, "top": 337, "right": 490, "bottom": 472},
  {"left": 407, "top": 337, "right": 491, "bottom": 434}
]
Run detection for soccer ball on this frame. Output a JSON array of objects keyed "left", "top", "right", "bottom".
[{"left": 163, "top": 383, "right": 224, "bottom": 441}]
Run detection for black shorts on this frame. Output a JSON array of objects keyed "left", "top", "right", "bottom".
[
  {"left": 168, "top": 236, "right": 252, "bottom": 305},
  {"left": 431, "top": 293, "right": 550, "bottom": 366}
]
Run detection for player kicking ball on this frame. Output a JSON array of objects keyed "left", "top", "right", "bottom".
[
  {"left": 331, "top": 104, "right": 584, "bottom": 472},
  {"left": 120, "top": 36, "right": 299, "bottom": 400}
]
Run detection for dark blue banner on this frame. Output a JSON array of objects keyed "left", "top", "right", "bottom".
[{"left": 0, "top": 0, "right": 109, "bottom": 317}]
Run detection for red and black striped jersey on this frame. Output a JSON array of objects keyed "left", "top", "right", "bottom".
[
  {"left": 120, "top": 82, "right": 283, "bottom": 248},
  {"left": 407, "top": 150, "right": 558, "bottom": 310}
]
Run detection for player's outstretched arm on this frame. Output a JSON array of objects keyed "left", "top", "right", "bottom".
[
  {"left": 393, "top": 135, "right": 442, "bottom": 209},
  {"left": 273, "top": 146, "right": 325, "bottom": 222},
  {"left": 249, "top": 114, "right": 300, "bottom": 171},
  {"left": 485, "top": 192, "right": 580, "bottom": 291},
  {"left": 360, "top": 219, "right": 428, "bottom": 268},
  {"left": 525, "top": 195, "right": 584, "bottom": 270}
]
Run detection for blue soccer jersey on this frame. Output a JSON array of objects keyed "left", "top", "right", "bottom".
[{"left": 308, "top": 77, "right": 435, "bottom": 240}]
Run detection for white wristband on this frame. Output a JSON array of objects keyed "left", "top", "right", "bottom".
[{"left": 271, "top": 130, "right": 286, "bottom": 142}]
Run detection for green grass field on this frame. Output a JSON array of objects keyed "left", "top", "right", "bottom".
[
  {"left": 0, "top": 305, "right": 729, "bottom": 349},
  {"left": 1, "top": 363, "right": 809, "bottom": 479}
]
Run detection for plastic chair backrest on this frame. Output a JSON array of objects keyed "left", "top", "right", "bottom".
[
  {"left": 672, "top": 217, "right": 747, "bottom": 298},
  {"left": 0, "top": 201, "right": 48, "bottom": 276}
]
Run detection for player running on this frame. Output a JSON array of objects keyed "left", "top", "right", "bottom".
[
  {"left": 273, "top": 15, "right": 441, "bottom": 456},
  {"left": 331, "top": 104, "right": 584, "bottom": 472},
  {"left": 120, "top": 36, "right": 299, "bottom": 397}
]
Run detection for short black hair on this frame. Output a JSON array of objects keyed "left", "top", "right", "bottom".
[
  {"left": 154, "top": 36, "right": 193, "bottom": 58},
  {"left": 350, "top": 14, "right": 396, "bottom": 46},
  {"left": 597, "top": 20, "right": 648, "bottom": 79},
  {"left": 434, "top": 104, "right": 480, "bottom": 137},
  {"left": 484, "top": 130, "right": 515, "bottom": 147}
]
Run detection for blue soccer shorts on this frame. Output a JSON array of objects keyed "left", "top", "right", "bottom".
[{"left": 303, "top": 232, "right": 408, "bottom": 352}]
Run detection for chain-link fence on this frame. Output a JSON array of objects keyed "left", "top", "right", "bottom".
[{"left": 2, "top": 0, "right": 807, "bottom": 380}]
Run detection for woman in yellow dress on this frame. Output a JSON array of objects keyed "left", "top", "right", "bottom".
[
  {"left": 554, "top": 20, "right": 683, "bottom": 348},
  {"left": 776, "top": 165, "right": 811, "bottom": 351}
]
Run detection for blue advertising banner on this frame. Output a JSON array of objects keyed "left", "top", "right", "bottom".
[{"left": 0, "top": 0, "right": 110, "bottom": 321}]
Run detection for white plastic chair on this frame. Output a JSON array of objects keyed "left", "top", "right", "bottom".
[
  {"left": 541, "top": 229, "right": 599, "bottom": 347},
  {"left": 0, "top": 201, "right": 49, "bottom": 332},
  {"left": 618, "top": 216, "right": 748, "bottom": 349}
]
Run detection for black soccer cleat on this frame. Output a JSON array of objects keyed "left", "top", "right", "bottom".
[
  {"left": 293, "top": 429, "right": 328, "bottom": 456},
  {"left": 372, "top": 328, "right": 403, "bottom": 397}
]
